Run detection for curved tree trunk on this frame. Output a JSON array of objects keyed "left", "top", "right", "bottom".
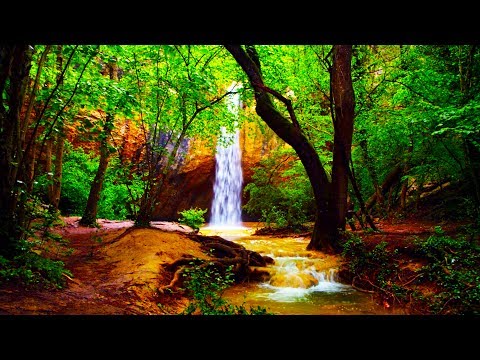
[
  {"left": 225, "top": 45, "right": 337, "bottom": 252},
  {"left": 226, "top": 45, "right": 355, "bottom": 253},
  {"left": 80, "top": 59, "right": 117, "bottom": 227}
]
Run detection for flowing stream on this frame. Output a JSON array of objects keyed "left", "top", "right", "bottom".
[{"left": 201, "top": 224, "right": 399, "bottom": 315}]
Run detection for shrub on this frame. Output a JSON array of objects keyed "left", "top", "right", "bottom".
[
  {"left": 414, "top": 232, "right": 480, "bottom": 314},
  {"left": 181, "top": 262, "right": 269, "bottom": 315},
  {"left": 178, "top": 208, "right": 207, "bottom": 231},
  {"left": 342, "top": 235, "right": 399, "bottom": 283},
  {"left": 0, "top": 196, "right": 73, "bottom": 289}
]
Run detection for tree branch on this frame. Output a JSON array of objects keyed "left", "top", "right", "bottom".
[
  {"left": 23, "top": 45, "right": 78, "bottom": 159},
  {"left": 22, "top": 45, "right": 52, "bottom": 134},
  {"left": 252, "top": 82, "right": 300, "bottom": 129},
  {"left": 188, "top": 90, "right": 234, "bottom": 127},
  {"left": 37, "top": 46, "right": 99, "bottom": 160},
  {"left": 385, "top": 78, "right": 437, "bottom": 106}
]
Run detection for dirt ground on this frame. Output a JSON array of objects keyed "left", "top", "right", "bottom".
[
  {"left": 0, "top": 216, "right": 468, "bottom": 315},
  {"left": 0, "top": 217, "right": 204, "bottom": 315}
]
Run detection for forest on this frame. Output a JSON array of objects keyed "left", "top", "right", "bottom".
[{"left": 0, "top": 44, "right": 479, "bottom": 315}]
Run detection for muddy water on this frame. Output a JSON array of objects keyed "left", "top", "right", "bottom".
[{"left": 200, "top": 223, "right": 400, "bottom": 315}]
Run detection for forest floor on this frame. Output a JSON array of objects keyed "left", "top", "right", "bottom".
[{"left": 0, "top": 215, "right": 469, "bottom": 315}]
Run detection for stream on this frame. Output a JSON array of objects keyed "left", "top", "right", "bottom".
[{"left": 201, "top": 223, "right": 401, "bottom": 315}]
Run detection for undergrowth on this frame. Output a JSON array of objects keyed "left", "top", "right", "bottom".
[
  {"left": 180, "top": 261, "right": 270, "bottom": 315},
  {"left": 341, "top": 225, "right": 480, "bottom": 314}
]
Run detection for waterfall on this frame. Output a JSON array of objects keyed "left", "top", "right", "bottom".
[{"left": 209, "top": 83, "right": 244, "bottom": 228}]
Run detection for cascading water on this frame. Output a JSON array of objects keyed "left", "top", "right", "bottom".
[
  {"left": 209, "top": 83, "right": 244, "bottom": 228},
  {"left": 200, "top": 228, "right": 397, "bottom": 314}
]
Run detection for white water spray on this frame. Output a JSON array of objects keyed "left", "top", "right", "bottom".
[{"left": 209, "top": 82, "right": 244, "bottom": 228}]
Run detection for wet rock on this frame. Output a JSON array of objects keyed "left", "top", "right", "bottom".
[{"left": 269, "top": 272, "right": 319, "bottom": 288}]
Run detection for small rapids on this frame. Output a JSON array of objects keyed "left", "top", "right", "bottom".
[{"left": 201, "top": 224, "right": 400, "bottom": 315}]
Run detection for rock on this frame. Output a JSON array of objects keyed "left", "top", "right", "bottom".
[
  {"left": 248, "top": 267, "right": 273, "bottom": 282},
  {"left": 269, "top": 272, "right": 319, "bottom": 288},
  {"left": 152, "top": 118, "right": 287, "bottom": 221}
]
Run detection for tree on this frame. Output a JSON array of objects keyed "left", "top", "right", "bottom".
[
  {"left": 0, "top": 45, "right": 33, "bottom": 256},
  {"left": 79, "top": 58, "right": 120, "bottom": 226},
  {"left": 121, "top": 45, "right": 236, "bottom": 227},
  {"left": 225, "top": 45, "right": 355, "bottom": 253}
]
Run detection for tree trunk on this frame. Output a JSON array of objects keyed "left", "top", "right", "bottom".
[
  {"left": 79, "top": 114, "right": 113, "bottom": 226},
  {"left": 348, "top": 163, "right": 377, "bottom": 230},
  {"left": 330, "top": 45, "right": 355, "bottom": 234},
  {"left": 80, "top": 59, "right": 117, "bottom": 226},
  {"left": 48, "top": 46, "right": 65, "bottom": 210},
  {"left": 50, "top": 134, "right": 65, "bottom": 209},
  {"left": 135, "top": 129, "right": 187, "bottom": 227},
  {"left": 0, "top": 45, "right": 33, "bottom": 256},
  {"left": 358, "top": 132, "right": 384, "bottom": 214},
  {"left": 225, "top": 45, "right": 338, "bottom": 252},
  {"left": 358, "top": 164, "right": 403, "bottom": 218},
  {"left": 45, "top": 137, "right": 53, "bottom": 199},
  {"left": 400, "top": 180, "right": 408, "bottom": 211}
]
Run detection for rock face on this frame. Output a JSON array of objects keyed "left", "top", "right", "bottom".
[
  {"left": 152, "top": 117, "right": 286, "bottom": 222},
  {"left": 66, "top": 108, "right": 288, "bottom": 223}
]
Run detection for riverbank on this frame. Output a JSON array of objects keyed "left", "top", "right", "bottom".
[{"left": 0, "top": 216, "right": 475, "bottom": 315}]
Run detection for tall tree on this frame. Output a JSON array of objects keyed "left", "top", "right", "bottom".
[
  {"left": 80, "top": 59, "right": 119, "bottom": 226},
  {"left": 330, "top": 45, "right": 356, "bottom": 232},
  {"left": 0, "top": 45, "right": 33, "bottom": 256},
  {"left": 48, "top": 45, "right": 66, "bottom": 209},
  {"left": 225, "top": 45, "right": 355, "bottom": 253},
  {"left": 123, "top": 45, "right": 235, "bottom": 227}
]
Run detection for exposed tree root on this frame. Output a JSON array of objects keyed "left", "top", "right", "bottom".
[
  {"left": 352, "top": 276, "right": 374, "bottom": 294},
  {"left": 157, "top": 266, "right": 186, "bottom": 294},
  {"left": 157, "top": 234, "right": 275, "bottom": 294}
]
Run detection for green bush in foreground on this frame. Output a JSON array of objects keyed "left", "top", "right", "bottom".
[
  {"left": 342, "top": 227, "right": 480, "bottom": 314},
  {"left": 178, "top": 208, "right": 207, "bottom": 231},
  {"left": 0, "top": 196, "right": 73, "bottom": 289},
  {"left": 414, "top": 229, "right": 480, "bottom": 314},
  {"left": 181, "top": 262, "right": 270, "bottom": 315}
]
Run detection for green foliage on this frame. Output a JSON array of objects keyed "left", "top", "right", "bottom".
[
  {"left": 350, "top": 45, "right": 479, "bottom": 217},
  {"left": 0, "top": 195, "right": 72, "bottom": 289},
  {"left": 0, "top": 250, "right": 71, "bottom": 289},
  {"left": 181, "top": 262, "right": 269, "bottom": 315},
  {"left": 243, "top": 148, "right": 314, "bottom": 230},
  {"left": 414, "top": 232, "right": 480, "bottom": 314},
  {"left": 343, "top": 228, "right": 480, "bottom": 314},
  {"left": 97, "top": 159, "right": 143, "bottom": 220},
  {"left": 45, "top": 143, "right": 96, "bottom": 216},
  {"left": 178, "top": 208, "right": 207, "bottom": 231},
  {"left": 342, "top": 235, "right": 399, "bottom": 284},
  {"left": 51, "top": 143, "right": 142, "bottom": 220},
  {"left": 341, "top": 235, "right": 410, "bottom": 304}
]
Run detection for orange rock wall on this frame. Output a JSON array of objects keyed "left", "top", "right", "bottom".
[{"left": 152, "top": 117, "right": 287, "bottom": 221}]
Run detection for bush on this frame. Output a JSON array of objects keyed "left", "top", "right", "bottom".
[
  {"left": 341, "top": 235, "right": 407, "bottom": 303},
  {"left": 178, "top": 208, "right": 207, "bottom": 231},
  {"left": 0, "top": 251, "right": 71, "bottom": 289},
  {"left": 181, "top": 262, "right": 269, "bottom": 315},
  {"left": 414, "top": 232, "right": 480, "bottom": 314},
  {"left": 0, "top": 197, "right": 73, "bottom": 289},
  {"left": 342, "top": 235, "right": 399, "bottom": 284}
]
